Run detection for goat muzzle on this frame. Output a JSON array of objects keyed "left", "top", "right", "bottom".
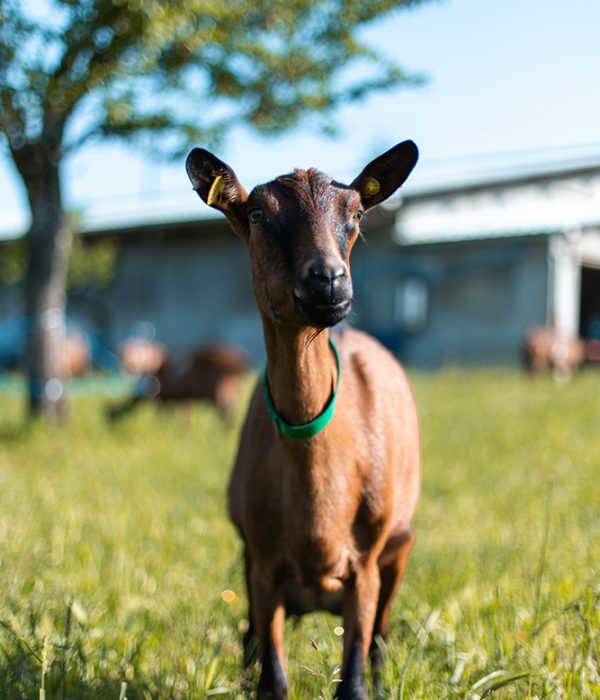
[{"left": 294, "top": 258, "right": 353, "bottom": 327}]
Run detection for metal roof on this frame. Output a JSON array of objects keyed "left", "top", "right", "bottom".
[{"left": 393, "top": 157, "right": 600, "bottom": 245}]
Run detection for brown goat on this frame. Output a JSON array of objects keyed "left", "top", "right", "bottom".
[
  {"left": 61, "top": 333, "right": 91, "bottom": 377},
  {"left": 186, "top": 142, "right": 421, "bottom": 699},
  {"left": 107, "top": 343, "right": 248, "bottom": 421},
  {"left": 521, "top": 326, "right": 585, "bottom": 380},
  {"left": 118, "top": 338, "right": 168, "bottom": 376}
]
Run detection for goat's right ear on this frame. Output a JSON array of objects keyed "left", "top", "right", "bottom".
[{"left": 186, "top": 148, "right": 249, "bottom": 240}]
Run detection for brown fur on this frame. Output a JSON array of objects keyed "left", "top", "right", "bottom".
[
  {"left": 522, "top": 326, "right": 585, "bottom": 380},
  {"left": 186, "top": 141, "right": 421, "bottom": 699},
  {"left": 118, "top": 339, "right": 168, "bottom": 375},
  {"left": 61, "top": 333, "right": 91, "bottom": 377},
  {"left": 108, "top": 343, "right": 248, "bottom": 421},
  {"left": 586, "top": 338, "right": 600, "bottom": 362}
]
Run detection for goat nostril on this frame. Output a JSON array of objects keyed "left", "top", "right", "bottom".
[
  {"left": 309, "top": 266, "right": 327, "bottom": 281},
  {"left": 307, "top": 261, "right": 346, "bottom": 282},
  {"left": 329, "top": 264, "right": 346, "bottom": 280}
]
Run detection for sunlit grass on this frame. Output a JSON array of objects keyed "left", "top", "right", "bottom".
[{"left": 0, "top": 369, "right": 598, "bottom": 698}]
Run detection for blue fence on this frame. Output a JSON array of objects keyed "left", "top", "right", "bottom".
[{"left": 0, "top": 374, "right": 137, "bottom": 397}]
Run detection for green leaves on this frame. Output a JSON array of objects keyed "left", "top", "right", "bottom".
[
  {"left": 0, "top": 0, "right": 430, "bottom": 156},
  {"left": 65, "top": 232, "right": 119, "bottom": 292},
  {"left": 0, "top": 224, "right": 119, "bottom": 292}
]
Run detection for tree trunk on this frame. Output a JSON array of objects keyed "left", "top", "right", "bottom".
[{"left": 12, "top": 140, "right": 72, "bottom": 421}]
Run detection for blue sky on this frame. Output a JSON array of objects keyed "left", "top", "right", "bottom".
[{"left": 1, "top": 0, "right": 600, "bottom": 237}]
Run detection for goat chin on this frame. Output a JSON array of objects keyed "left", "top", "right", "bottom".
[{"left": 295, "top": 296, "right": 352, "bottom": 328}]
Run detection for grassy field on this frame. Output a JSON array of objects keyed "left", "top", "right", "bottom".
[{"left": 0, "top": 370, "right": 599, "bottom": 699}]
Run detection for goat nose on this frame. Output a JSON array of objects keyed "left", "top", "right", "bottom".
[{"left": 305, "top": 258, "right": 347, "bottom": 283}]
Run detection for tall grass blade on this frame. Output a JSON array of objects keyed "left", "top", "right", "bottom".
[
  {"left": 472, "top": 669, "right": 532, "bottom": 697},
  {"left": 532, "top": 481, "right": 554, "bottom": 632}
]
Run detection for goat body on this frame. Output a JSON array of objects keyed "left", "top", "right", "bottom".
[
  {"left": 186, "top": 142, "right": 421, "bottom": 699},
  {"left": 231, "top": 327, "right": 420, "bottom": 648},
  {"left": 62, "top": 333, "right": 91, "bottom": 377},
  {"left": 522, "top": 326, "right": 585, "bottom": 380},
  {"left": 118, "top": 338, "right": 168, "bottom": 376},
  {"left": 108, "top": 343, "right": 247, "bottom": 421}
]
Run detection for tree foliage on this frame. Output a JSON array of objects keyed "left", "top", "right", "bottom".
[
  {"left": 0, "top": 0, "right": 430, "bottom": 419},
  {"left": 0, "top": 232, "right": 119, "bottom": 293},
  {"left": 0, "top": 0, "right": 427, "bottom": 158}
]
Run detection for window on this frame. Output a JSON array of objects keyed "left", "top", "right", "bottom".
[{"left": 394, "top": 277, "right": 429, "bottom": 334}]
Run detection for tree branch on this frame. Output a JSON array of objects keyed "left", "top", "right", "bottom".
[{"left": 61, "top": 124, "right": 104, "bottom": 157}]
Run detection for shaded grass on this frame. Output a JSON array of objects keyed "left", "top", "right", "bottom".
[{"left": 0, "top": 369, "right": 599, "bottom": 698}]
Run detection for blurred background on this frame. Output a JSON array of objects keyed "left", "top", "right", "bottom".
[
  {"left": 1, "top": 0, "right": 600, "bottom": 417},
  {"left": 1, "top": 3, "right": 599, "bottom": 697}
]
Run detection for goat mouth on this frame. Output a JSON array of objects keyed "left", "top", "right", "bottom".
[{"left": 294, "top": 294, "right": 352, "bottom": 327}]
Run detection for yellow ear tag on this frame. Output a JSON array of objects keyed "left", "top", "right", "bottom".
[
  {"left": 207, "top": 175, "right": 225, "bottom": 206},
  {"left": 363, "top": 177, "right": 380, "bottom": 196}
]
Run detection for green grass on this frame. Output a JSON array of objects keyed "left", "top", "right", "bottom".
[{"left": 0, "top": 370, "right": 599, "bottom": 699}]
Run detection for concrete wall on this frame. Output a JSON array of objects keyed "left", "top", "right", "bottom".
[
  {"left": 348, "top": 233, "right": 550, "bottom": 367},
  {"left": 94, "top": 231, "right": 263, "bottom": 363}
]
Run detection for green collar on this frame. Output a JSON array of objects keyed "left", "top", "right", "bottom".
[{"left": 262, "top": 338, "right": 341, "bottom": 440}]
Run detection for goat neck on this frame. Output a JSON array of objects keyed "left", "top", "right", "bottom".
[{"left": 262, "top": 319, "right": 336, "bottom": 428}]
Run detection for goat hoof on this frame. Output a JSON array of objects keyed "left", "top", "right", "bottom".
[
  {"left": 257, "top": 673, "right": 288, "bottom": 700},
  {"left": 335, "top": 683, "right": 368, "bottom": 700},
  {"left": 373, "top": 682, "right": 386, "bottom": 700}
]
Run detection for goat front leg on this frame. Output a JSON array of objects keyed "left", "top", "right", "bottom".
[
  {"left": 250, "top": 567, "right": 288, "bottom": 700},
  {"left": 370, "top": 529, "right": 415, "bottom": 698},
  {"left": 242, "top": 549, "right": 258, "bottom": 668},
  {"left": 336, "top": 564, "right": 380, "bottom": 700}
]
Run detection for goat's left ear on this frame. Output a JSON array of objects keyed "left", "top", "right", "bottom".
[
  {"left": 351, "top": 140, "right": 419, "bottom": 210},
  {"left": 186, "top": 148, "right": 250, "bottom": 240}
]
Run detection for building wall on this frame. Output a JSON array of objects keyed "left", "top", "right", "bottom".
[
  {"left": 69, "top": 228, "right": 550, "bottom": 369},
  {"left": 86, "top": 232, "right": 264, "bottom": 364},
  {"left": 352, "top": 234, "right": 550, "bottom": 367}
]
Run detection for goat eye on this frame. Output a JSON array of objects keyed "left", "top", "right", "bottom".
[
  {"left": 249, "top": 208, "right": 263, "bottom": 224},
  {"left": 355, "top": 209, "right": 364, "bottom": 222}
]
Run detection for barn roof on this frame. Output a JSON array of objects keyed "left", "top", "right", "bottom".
[
  {"left": 82, "top": 152, "right": 600, "bottom": 245},
  {"left": 391, "top": 156, "right": 600, "bottom": 245}
]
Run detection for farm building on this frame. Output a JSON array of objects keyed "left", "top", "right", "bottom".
[
  {"left": 2, "top": 155, "right": 600, "bottom": 369},
  {"left": 390, "top": 156, "right": 600, "bottom": 366}
]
